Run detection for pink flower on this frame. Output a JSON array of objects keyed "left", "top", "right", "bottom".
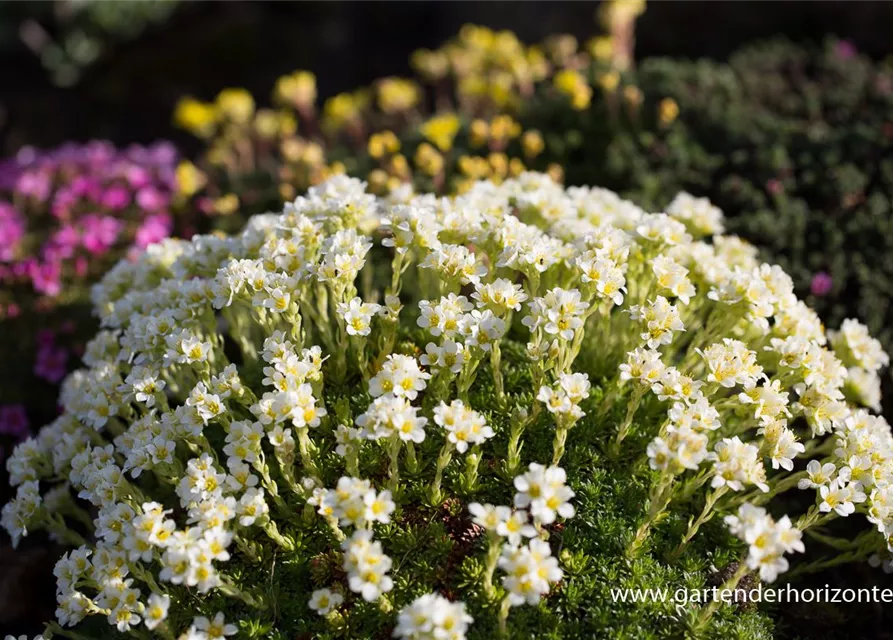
[
  {"left": 44, "top": 224, "right": 80, "bottom": 261},
  {"left": 0, "top": 405, "right": 29, "bottom": 440},
  {"left": 127, "top": 166, "right": 152, "bottom": 189},
  {"left": 810, "top": 272, "right": 833, "bottom": 297},
  {"left": 134, "top": 213, "right": 173, "bottom": 249},
  {"left": 30, "top": 260, "right": 62, "bottom": 297},
  {"left": 34, "top": 344, "right": 69, "bottom": 383},
  {"left": 0, "top": 208, "right": 25, "bottom": 262},
  {"left": 835, "top": 40, "right": 857, "bottom": 60},
  {"left": 81, "top": 215, "right": 122, "bottom": 255},
  {"left": 136, "top": 186, "right": 170, "bottom": 213},
  {"left": 74, "top": 255, "right": 88, "bottom": 277},
  {"left": 100, "top": 185, "right": 131, "bottom": 210},
  {"left": 766, "top": 179, "right": 784, "bottom": 196},
  {"left": 15, "top": 170, "right": 51, "bottom": 201},
  {"left": 51, "top": 188, "right": 78, "bottom": 221}
]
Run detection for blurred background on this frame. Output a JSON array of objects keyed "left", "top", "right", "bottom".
[{"left": 4, "top": 0, "right": 893, "bottom": 152}]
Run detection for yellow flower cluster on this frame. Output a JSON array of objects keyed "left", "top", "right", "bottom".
[{"left": 171, "top": 8, "right": 665, "bottom": 211}]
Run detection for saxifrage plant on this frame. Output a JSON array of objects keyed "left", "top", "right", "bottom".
[{"left": 2, "top": 172, "right": 890, "bottom": 639}]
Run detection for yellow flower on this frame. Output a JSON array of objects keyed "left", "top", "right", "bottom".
[
  {"left": 598, "top": 0, "right": 646, "bottom": 30},
  {"left": 489, "top": 115, "right": 521, "bottom": 144},
  {"left": 213, "top": 193, "right": 240, "bottom": 217},
  {"left": 302, "top": 143, "right": 325, "bottom": 167},
  {"left": 368, "top": 131, "right": 401, "bottom": 159},
  {"left": 215, "top": 88, "right": 255, "bottom": 125},
  {"left": 175, "top": 161, "right": 206, "bottom": 198},
  {"left": 522, "top": 130, "right": 545, "bottom": 159},
  {"left": 658, "top": 97, "right": 679, "bottom": 126},
  {"left": 275, "top": 71, "right": 317, "bottom": 109},
  {"left": 323, "top": 89, "right": 369, "bottom": 131},
  {"left": 281, "top": 138, "right": 304, "bottom": 163},
  {"left": 587, "top": 36, "right": 614, "bottom": 61},
  {"left": 367, "top": 169, "right": 390, "bottom": 194},
  {"left": 377, "top": 78, "right": 421, "bottom": 114},
  {"left": 390, "top": 154, "right": 410, "bottom": 180},
  {"left": 624, "top": 85, "right": 644, "bottom": 107},
  {"left": 254, "top": 109, "right": 280, "bottom": 140},
  {"left": 411, "top": 48, "right": 450, "bottom": 81},
  {"left": 554, "top": 69, "right": 592, "bottom": 110},
  {"left": 420, "top": 113, "right": 461, "bottom": 152},
  {"left": 469, "top": 119, "right": 489, "bottom": 147},
  {"left": 488, "top": 152, "right": 509, "bottom": 177},
  {"left": 279, "top": 112, "right": 298, "bottom": 137},
  {"left": 545, "top": 34, "right": 578, "bottom": 65},
  {"left": 546, "top": 163, "right": 565, "bottom": 184},
  {"left": 279, "top": 183, "right": 296, "bottom": 201},
  {"left": 414, "top": 143, "right": 444, "bottom": 176},
  {"left": 323, "top": 93, "right": 361, "bottom": 132},
  {"left": 527, "top": 46, "right": 549, "bottom": 82},
  {"left": 458, "top": 155, "right": 490, "bottom": 179},
  {"left": 598, "top": 71, "right": 620, "bottom": 93},
  {"left": 488, "top": 73, "right": 516, "bottom": 108},
  {"left": 173, "top": 97, "right": 217, "bottom": 138},
  {"left": 509, "top": 157, "right": 526, "bottom": 177}
]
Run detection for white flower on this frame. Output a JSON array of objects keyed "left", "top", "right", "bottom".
[
  {"left": 342, "top": 530, "right": 394, "bottom": 602},
  {"left": 369, "top": 354, "right": 431, "bottom": 400},
  {"left": 496, "top": 510, "right": 537, "bottom": 547},
  {"left": 472, "top": 278, "right": 528, "bottom": 315},
  {"left": 433, "top": 400, "right": 493, "bottom": 453},
  {"left": 725, "top": 503, "right": 804, "bottom": 584},
  {"left": 394, "top": 592, "right": 473, "bottom": 640},
  {"left": 309, "top": 588, "right": 344, "bottom": 615},
  {"left": 513, "top": 463, "right": 575, "bottom": 525},
  {"left": 338, "top": 297, "right": 382, "bottom": 336},
  {"left": 144, "top": 593, "right": 170, "bottom": 630},
  {"left": 420, "top": 340, "right": 466, "bottom": 374},
  {"left": 469, "top": 502, "right": 508, "bottom": 531},
  {"left": 190, "top": 612, "right": 237, "bottom": 639},
  {"left": 356, "top": 395, "right": 428, "bottom": 443},
  {"left": 499, "top": 538, "right": 563, "bottom": 606}
]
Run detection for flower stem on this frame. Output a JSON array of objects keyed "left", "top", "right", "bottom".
[
  {"left": 498, "top": 594, "right": 512, "bottom": 636},
  {"left": 668, "top": 485, "right": 728, "bottom": 561},
  {"left": 490, "top": 342, "right": 504, "bottom": 404},
  {"left": 429, "top": 440, "right": 454, "bottom": 504},
  {"left": 690, "top": 560, "right": 749, "bottom": 633},
  {"left": 611, "top": 385, "right": 646, "bottom": 457},
  {"left": 482, "top": 531, "right": 502, "bottom": 597},
  {"left": 386, "top": 436, "right": 402, "bottom": 493},
  {"left": 628, "top": 470, "right": 675, "bottom": 557}
]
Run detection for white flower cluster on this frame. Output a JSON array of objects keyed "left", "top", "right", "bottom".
[
  {"left": 3, "top": 172, "right": 890, "bottom": 638},
  {"left": 725, "top": 503, "right": 804, "bottom": 583}
]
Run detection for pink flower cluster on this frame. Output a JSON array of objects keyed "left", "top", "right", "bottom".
[{"left": 0, "top": 141, "right": 178, "bottom": 304}]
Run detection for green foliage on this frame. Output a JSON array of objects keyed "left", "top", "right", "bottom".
[{"left": 0, "top": 0, "right": 179, "bottom": 86}]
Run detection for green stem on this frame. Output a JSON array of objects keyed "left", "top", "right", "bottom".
[
  {"left": 612, "top": 385, "right": 646, "bottom": 457},
  {"left": 552, "top": 420, "right": 572, "bottom": 466},
  {"left": 498, "top": 594, "right": 512, "bottom": 637},
  {"left": 668, "top": 486, "right": 728, "bottom": 561},
  {"left": 628, "top": 470, "right": 675, "bottom": 557},
  {"left": 691, "top": 560, "right": 749, "bottom": 633},
  {"left": 219, "top": 575, "right": 268, "bottom": 609},
  {"left": 429, "top": 440, "right": 454, "bottom": 504},
  {"left": 387, "top": 436, "right": 402, "bottom": 493},
  {"left": 490, "top": 342, "right": 505, "bottom": 404}
]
